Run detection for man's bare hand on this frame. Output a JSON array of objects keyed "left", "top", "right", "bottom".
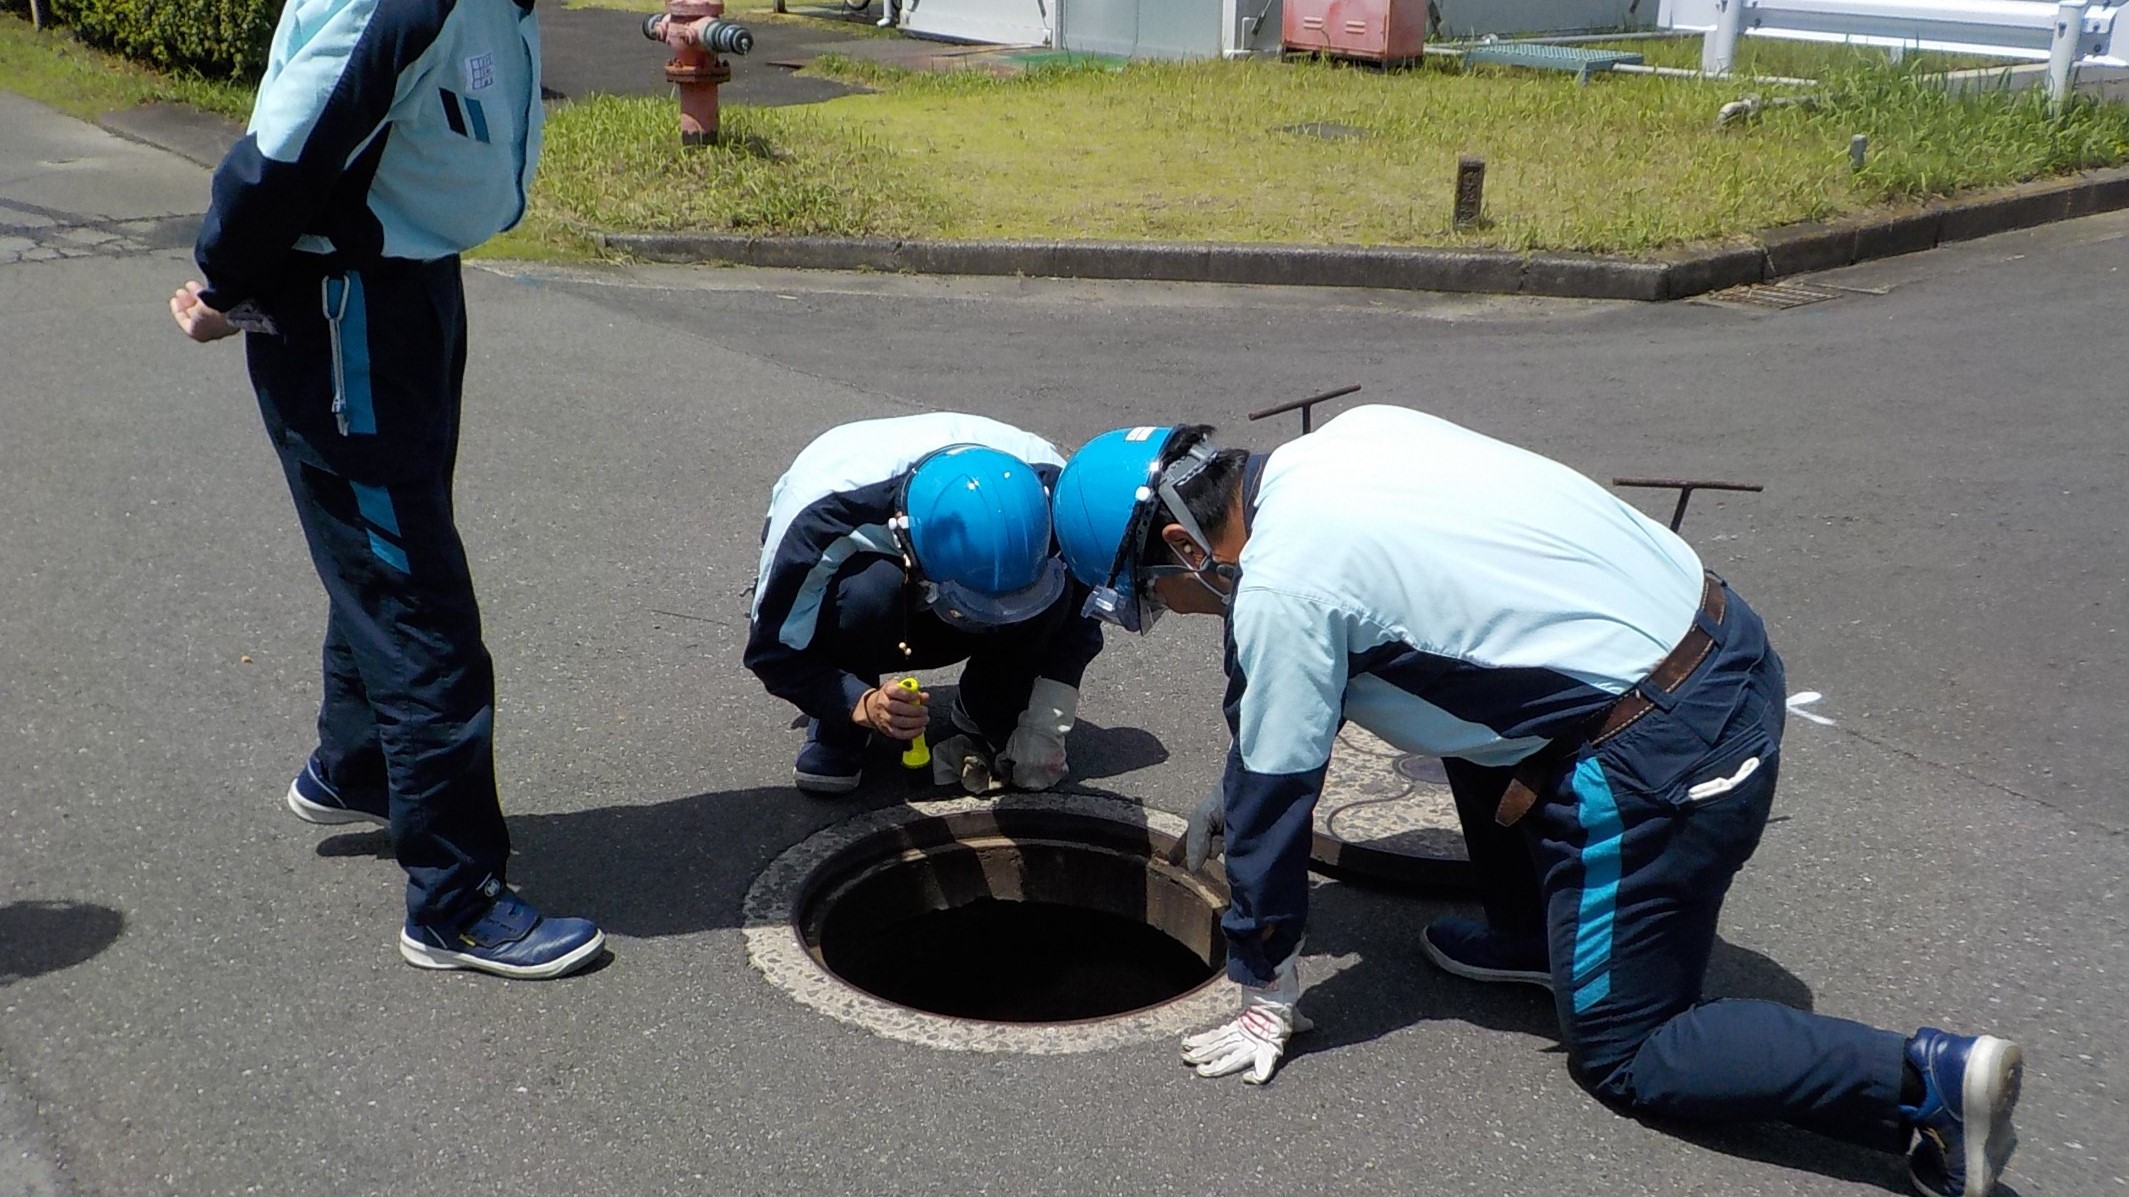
[
  {"left": 854, "top": 684, "right": 929, "bottom": 740},
  {"left": 170, "top": 280, "right": 238, "bottom": 342}
]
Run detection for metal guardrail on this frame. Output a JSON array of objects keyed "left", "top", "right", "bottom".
[{"left": 1660, "top": 0, "right": 2128, "bottom": 100}]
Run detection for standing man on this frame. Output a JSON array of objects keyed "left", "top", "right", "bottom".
[
  {"left": 1050, "top": 408, "right": 2022, "bottom": 1197},
  {"left": 748, "top": 412, "right": 1100, "bottom": 794},
  {"left": 169, "top": 0, "right": 605, "bottom": 978}
]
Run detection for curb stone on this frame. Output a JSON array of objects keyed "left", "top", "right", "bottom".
[
  {"left": 599, "top": 164, "right": 2129, "bottom": 301},
  {"left": 77, "top": 99, "right": 2129, "bottom": 300}
]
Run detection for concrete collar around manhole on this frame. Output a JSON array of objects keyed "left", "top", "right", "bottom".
[{"left": 742, "top": 793, "right": 1240, "bottom": 1054}]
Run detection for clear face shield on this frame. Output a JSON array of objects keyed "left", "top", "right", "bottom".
[
  {"left": 918, "top": 559, "right": 1068, "bottom": 632},
  {"left": 1079, "top": 441, "right": 1227, "bottom": 635},
  {"left": 1082, "top": 572, "right": 1167, "bottom": 635}
]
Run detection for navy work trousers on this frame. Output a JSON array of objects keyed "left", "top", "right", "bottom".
[
  {"left": 247, "top": 251, "right": 509, "bottom": 932},
  {"left": 811, "top": 555, "right": 1071, "bottom": 747},
  {"left": 1449, "top": 583, "right": 1910, "bottom": 1151}
]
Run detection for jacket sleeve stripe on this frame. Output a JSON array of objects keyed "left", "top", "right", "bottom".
[
  {"left": 195, "top": 0, "right": 458, "bottom": 309},
  {"left": 777, "top": 525, "right": 897, "bottom": 652},
  {"left": 439, "top": 88, "right": 467, "bottom": 136}
]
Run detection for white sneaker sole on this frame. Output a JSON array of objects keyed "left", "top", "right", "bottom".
[
  {"left": 284, "top": 780, "right": 389, "bottom": 828},
  {"left": 1419, "top": 932, "right": 1555, "bottom": 992},
  {"left": 397, "top": 928, "right": 607, "bottom": 980},
  {"left": 794, "top": 770, "right": 862, "bottom": 794},
  {"left": 1957, "top": 1036, "right": 2023, "bottom": 1197}
]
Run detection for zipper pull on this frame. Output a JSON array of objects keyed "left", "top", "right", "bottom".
[{"left": 324, "top": 275, "right": 352, "bottom": 436}]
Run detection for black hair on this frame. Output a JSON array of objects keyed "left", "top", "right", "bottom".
[{"left": 1137, "top": 424, "right": 1249, "bottom": 570}]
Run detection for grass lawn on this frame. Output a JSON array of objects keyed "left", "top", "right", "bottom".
[
  {"left": 536, "top": 49, "right": 2129, "bottom": 253},
  {"left": 8, "top": 14, "right": 2129, "bottom": 259},
  {"left": 0, "top": 14, "right": 252, "bottom": 120}
]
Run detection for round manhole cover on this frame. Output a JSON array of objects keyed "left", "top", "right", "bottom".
[
  {"left": 1310, "top": 726, "right": 1473, "bottom": 890},
  {"left": 743, "top": 793, "right": 1238, "bottom": 1054}
]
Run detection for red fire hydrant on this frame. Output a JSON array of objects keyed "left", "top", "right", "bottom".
[{"left": 641, "top": 0, "right": 753, "bottom": 146}]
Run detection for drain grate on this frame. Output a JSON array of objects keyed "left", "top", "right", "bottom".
[
  {"left": 1276, "top": 121, "right": 1371, "bottom": 140},
  {"left": 1700, "top": 280, "right": 1850, "bottom": 310}
]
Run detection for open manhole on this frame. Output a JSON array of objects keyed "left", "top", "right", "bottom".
[
  {"left": 744, "top": 794, "right": 1237, "bottom": 1053},
  {"left": 1310, "top": 726, "right": 1475, "bottom": 891}
]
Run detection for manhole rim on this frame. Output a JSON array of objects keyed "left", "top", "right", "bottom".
[{"left": 742, "top": 793, "right": 1239, "bottom": 1054}]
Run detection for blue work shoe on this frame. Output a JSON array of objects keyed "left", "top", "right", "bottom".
[
  {"left": 1904, "top": 1027, "right": 2023, "bottom": 1197},
  {"left": 283, "top": 756, "right": 387, "bottom": 828},
  {"left": 795, "top": 718, "right": 868, "bottom": 794},
  {"left": 398, "top": 881, "right": 606, "bottom": 980},
  {"left": 1419, "top": 916, "right": 1554, "bottom": 991}
]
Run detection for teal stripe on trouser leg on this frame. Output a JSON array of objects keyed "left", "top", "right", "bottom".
[
  {"left": 350, "top": 481, "right": 409, "bottom": 573},
  {"left": 329, "top": 272, "right": 377, "bottom": 435},
  {"left": 1568, "top": 755, "right": 1624, "bottom": 1014}
]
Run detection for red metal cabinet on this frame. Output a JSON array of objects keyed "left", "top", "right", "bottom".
[{"left": 1282, "top": 0, "right": 1428, "bottom": 63}]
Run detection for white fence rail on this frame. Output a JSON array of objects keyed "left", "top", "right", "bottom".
[{"left": 1659, "top": 0, "right": 2128, "bottom": 99}]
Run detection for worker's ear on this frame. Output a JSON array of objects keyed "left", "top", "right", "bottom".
[{"left": 1159, "top": 523, "right": 1204, "bottom": 568}]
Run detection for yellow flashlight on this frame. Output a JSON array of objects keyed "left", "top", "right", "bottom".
[{"left": 897, "top": 676, "right": 930, "bottom": 769}]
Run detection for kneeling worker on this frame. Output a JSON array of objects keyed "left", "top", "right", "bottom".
[
  {"left": 1050, "top": 407, "right": 2021, "bottom": 1197},
  {"left": 747, "top": 413, "right": 1101, "bottom": 794}
]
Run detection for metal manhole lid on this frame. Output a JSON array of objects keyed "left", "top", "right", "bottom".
[
  {"left": 1275, "top": 121, "right": 1371, "bottom": 139},
  {"left": 1310, "top": 726, "right": 1473, "bottom": 891},
  {"left": 1698, "top": 280, "right": 1850, "bottom": 310}
]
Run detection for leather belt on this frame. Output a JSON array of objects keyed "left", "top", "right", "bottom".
[{"left": 1493, "top": 574, "right": 1727, "bottom": 828}]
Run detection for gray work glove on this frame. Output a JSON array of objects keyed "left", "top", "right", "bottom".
[
  {"left": 1180, "top": 953, "right": 1312, "bottom": 1085},
  {"left": 931, "top": 734, "right": 1003, "bottom": 794},
  {"left": 1182, "top": 784, "right": 1225, "bottom": 872}
]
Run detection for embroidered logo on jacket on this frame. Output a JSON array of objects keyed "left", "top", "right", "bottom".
[{"left": 465, "top": 53, "right": 495, "bottom": 91}]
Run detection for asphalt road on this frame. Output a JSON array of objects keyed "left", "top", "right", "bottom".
[{"left": 2, "top": 90, "right": 2124, "bottom": 1196}]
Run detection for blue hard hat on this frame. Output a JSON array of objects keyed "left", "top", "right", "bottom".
[
  {"left": 901, "top": 444, "right": 1065, "bottom": 629},
  {"left": 1051, "top": 426, "right": 1191, "bottom": 634}
]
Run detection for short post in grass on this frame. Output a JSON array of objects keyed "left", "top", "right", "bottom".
[
  {"left": 1453, "top": 156, "right": 1486, "bottom": 231},
  {"left": 2047, "top": 0, "right": 2090, "bottom": 110},
  {"left": 1703, "top": 0, "right": 1744, "bottom": 77},
  {"left": 1849, "top": 134, "right": 1868, "bottom": 171}
]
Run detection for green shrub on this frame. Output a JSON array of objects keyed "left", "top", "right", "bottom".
[{"left": 40, "top": 0, "right": 274, "bottom": 79}]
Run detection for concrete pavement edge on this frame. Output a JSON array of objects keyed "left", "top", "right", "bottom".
[
  {"left": 600, "top": 164, "right": 2129, "bottom": 300},
  {"left": 72, "top": 95, "right": 2129, "bottom": 301}
]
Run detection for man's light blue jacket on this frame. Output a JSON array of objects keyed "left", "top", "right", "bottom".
[{"left": 197, "top": 0, "right": 541, "bottom": 310}]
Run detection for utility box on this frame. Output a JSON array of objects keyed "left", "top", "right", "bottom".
[{"left": 1282, "top": 0, "right": 1428, "bottom": 63}]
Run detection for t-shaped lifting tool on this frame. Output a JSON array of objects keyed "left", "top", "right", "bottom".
[
  {"left": 1611, "top": 478, "right": 1764, "bottom": 532},
  {"left": 1247, "top": 383, "right": 1363, "bottom": 434},
  {"left": 1246, "top": 387, "right": 1762, "bottom": 533}
]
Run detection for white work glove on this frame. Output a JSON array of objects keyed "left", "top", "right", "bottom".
[
  {"left": 1181, "top": 784, "right": 1224, "bottom": 871},
  {"left": 999, "top": 678, "right": 1077, "bottom": 791},
  {"left": 1181, "top": 953, "right": 1311, "bottom": 1085}
]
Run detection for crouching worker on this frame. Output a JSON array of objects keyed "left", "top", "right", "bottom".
[
  {"left": 746, "top": 413, "right": 1102, "bottom": 795},
  {"left": 1050, "top": 408, "right": 2022, "bottom": 1197}
]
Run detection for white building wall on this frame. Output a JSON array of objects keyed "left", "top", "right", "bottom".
[{"left": 902, "top": 0, "right": 1054, "bottom": 46}]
